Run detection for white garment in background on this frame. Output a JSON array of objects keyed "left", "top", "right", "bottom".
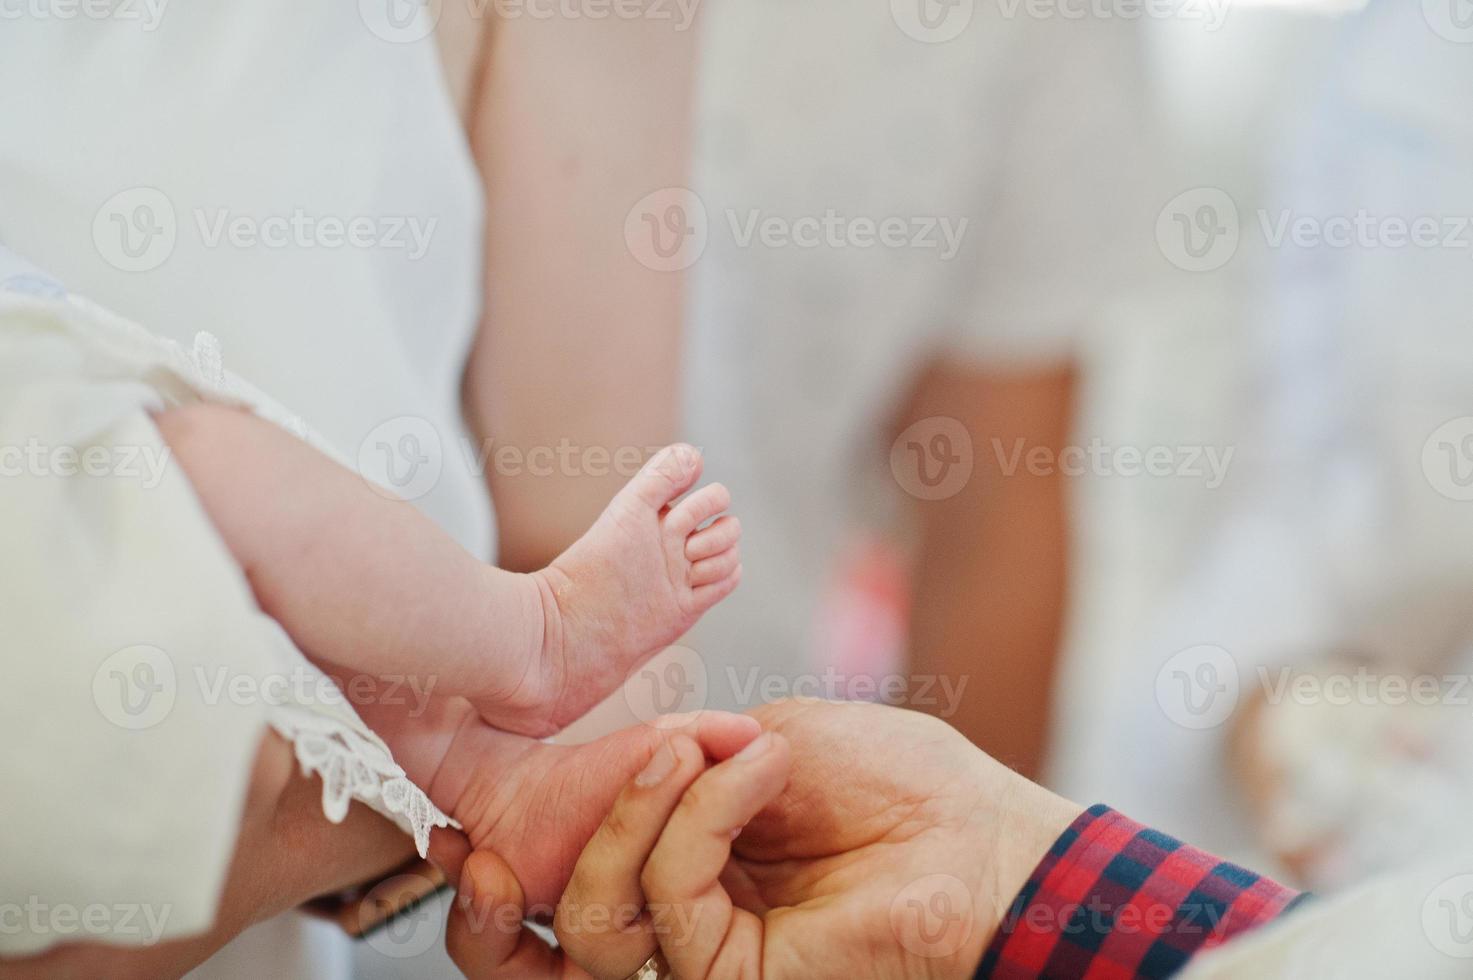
[
  {"left": 1182, "top": 847, "right": 1473, "bottom": 978},
  {"left": 0, "top": 7, "right": 485, "bottom": 977},
  {"left": 677, "top": 5, "right": 1153, "bottom": 707},
  {"left": 1051, "top": 0, "right": 1473, "bottom": 877},
  {"left": 0, "top": 4, "right": 488, "bottom": 555}
]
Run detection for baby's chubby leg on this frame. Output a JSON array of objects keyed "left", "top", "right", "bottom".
[
  {"left": 154, "top": 402, "right": 743, "bottom": 738},
  {"left": 154, "top": 402, "right": 546, "bottom": 705}
]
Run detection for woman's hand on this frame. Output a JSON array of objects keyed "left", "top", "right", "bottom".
[{"left": 445, "top": 700, "right": 1083, "bottom": 979}]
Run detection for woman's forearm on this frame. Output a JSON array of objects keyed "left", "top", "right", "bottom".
[
  {"left": 460, "top": 4, "right": 696, "bottom": 571},
  {"left": 899, "top": 359, "right": 1075, "bottom": 779}
]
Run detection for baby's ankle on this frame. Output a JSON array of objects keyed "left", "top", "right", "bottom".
[{"left": 528, "top": 564, "right": 571, "bottom": 668}]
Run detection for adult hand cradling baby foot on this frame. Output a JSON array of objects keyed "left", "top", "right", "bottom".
[{"left": 442, "top": 700, "right": 1083, "bottom": 980}]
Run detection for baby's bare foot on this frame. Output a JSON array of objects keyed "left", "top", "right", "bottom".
[{"left": 477, "top": 444, "right": 741, "bottom": 735}]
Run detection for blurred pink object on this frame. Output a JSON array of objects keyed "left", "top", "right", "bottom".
[{"left": 812, "top": 533, "right": 911, "bottom": 693}]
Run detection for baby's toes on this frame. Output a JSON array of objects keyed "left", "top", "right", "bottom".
[
  {"left": 620, "top": 443, "right": 704, "bottom": 513},
  {"left": 689, "top": 546, "right": 741, "bottom": 588},
  {"left": 667, "top": 482, "right": 731, "bottom": 540},
  {"left": 685, "top": 515, "right": 741, "bottom": 561},
  {"left": 690, "top": 560, "right": 742, "bottom": 609}
]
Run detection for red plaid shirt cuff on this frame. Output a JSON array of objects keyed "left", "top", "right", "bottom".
[{"left": 975, "top": 804, "right": 1307, "bottom": 979}]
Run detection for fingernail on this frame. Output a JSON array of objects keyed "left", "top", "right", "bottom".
[
  {"left": 636, "top": 742, "right": 678, "bottom": 787},
  {"left": 733, "top": 733, "right": 771, "bottom": 762}
]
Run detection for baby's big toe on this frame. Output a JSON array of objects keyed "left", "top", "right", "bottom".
[{"left": 624, "top": 443, "right": 704, "bottom": 511}]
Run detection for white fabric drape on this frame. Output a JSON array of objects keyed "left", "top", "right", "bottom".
[{"left": 0, "top": 281, "right": 455, "bottom": 958}]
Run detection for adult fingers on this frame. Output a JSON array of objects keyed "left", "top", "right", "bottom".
[
  {"left": 555, "top": 735, "right": 708, "bottom": 979},
  {"left": 647, "top": 709, "right": 761, "bottom": 762},
  {"left": 427, "top": 824, "right": 472, "bottom": 888},
  {"left": 642, "top": 732, "right": 792, "bottom": 978},
  {"left": 446, "top": 849, "right": 588, "bottom": 980}
]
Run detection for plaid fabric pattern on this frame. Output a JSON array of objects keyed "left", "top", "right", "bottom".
[{"left": 976, "top": 805, "right": 1307, "bottom": 979}]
